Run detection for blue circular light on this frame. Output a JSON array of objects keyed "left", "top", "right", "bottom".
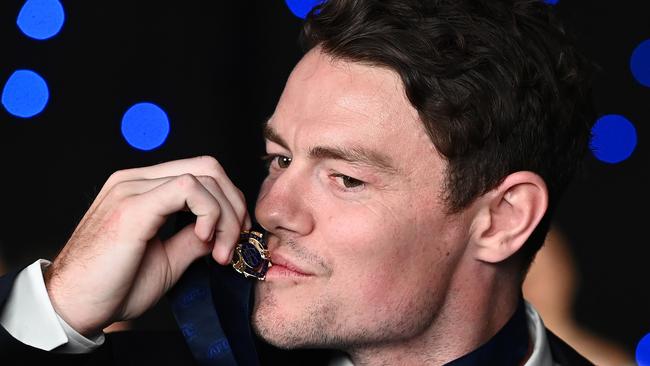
[
  {"left": 631, "top": 39, "right": 650, "bottom": 87},
  {"left": 2, "top": 69, "right": 49, "bottom": 118},
  {"left": 121, "top": 102, "right": 170, "bottom": 151},
  {"left": 285, "top": 0, "right": 322, "bottom": 19},
  {"left": 544, "top": 0, "right": 559, "bottom": 5},
  {"left": 637, "top": 333, "right": 650, "bottom": 366},
  {"left": 16, "top": 0, "right": 65, "bottom": 40},
  {"left": 590, "top": 114, "right": 637, "bottom": 164}
]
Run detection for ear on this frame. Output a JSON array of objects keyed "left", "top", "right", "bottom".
[{"left": 469, "top": 172, "right": 548, "bottom": 263}]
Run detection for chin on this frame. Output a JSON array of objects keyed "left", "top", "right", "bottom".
[
  {"left": 251, "top": 287, "right": 339, "bottom": 350},
  {"left": 252, "top": 286, "right": 293, "bottom": 347},
  {"left": 251, "top": 302, "right": 304, "bottom": 349}
]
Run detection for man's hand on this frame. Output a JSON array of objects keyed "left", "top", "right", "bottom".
[{"left": 44, "top": 156, "right": 251, "bottom": 337}]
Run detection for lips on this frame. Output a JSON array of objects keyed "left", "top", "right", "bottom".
[{"left": 268, "top": 252, "right": 314, "bottom": 277}]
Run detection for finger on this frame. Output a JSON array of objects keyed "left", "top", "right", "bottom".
[
  {"left": 243, "top": 211, "right": 252, "bottom": 231},
  {"left": 195, "top": 175, "right": 247, "bottom": 231},
  {"left": 162, "top": 224, "right": 213, "bottom": 285},
  {"left": 109, "top": 175, "right": 244, "bottom": 254},
  {"left": 112, "top": 156, "right": 222, "bottom": 181},
  {"left": 107, "top": 176, "right": 239, "bottom": 221},
  {"left": 211, "top": 179, "right": 247, "bottom": 233},
  {"left": 130, "top": 174, "right": 241, "bottom": 264},
  {"left": 191, "top": 176, "right": 243, "bottom": 256},
  {"left": 102, "top": 156, "right": 249, "bottom": 225},
  {"left": 92, "top": 156, "right": 217, "bottom": 209},
  {"left": 107, "top": 156, "right": 227, "bottom": 189}
]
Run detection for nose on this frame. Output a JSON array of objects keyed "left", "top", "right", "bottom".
[{"left": 255, "top": 166, "right": 314, "bottom": 237}]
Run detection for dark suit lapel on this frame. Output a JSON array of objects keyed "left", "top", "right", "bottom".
[{"left": 545, "top": 329, "right": 594, "bottom": 366}]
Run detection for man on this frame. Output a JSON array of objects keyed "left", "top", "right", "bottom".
[{"left": 0, "top": 0, "right": 594, "bottom": 364}]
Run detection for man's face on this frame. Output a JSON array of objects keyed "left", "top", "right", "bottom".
[{"left": 252, "top": 48, "right": 470, "bottom": 350}]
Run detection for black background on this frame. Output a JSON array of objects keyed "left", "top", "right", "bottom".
[{"left": 0, "top": 0, "right": 648, "bottom": 355}]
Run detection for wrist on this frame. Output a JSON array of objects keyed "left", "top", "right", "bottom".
[{"left": 44, "top": 267, "right": 106, "bottom": 338}]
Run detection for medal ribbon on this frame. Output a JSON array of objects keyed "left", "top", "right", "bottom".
[{"left": 168, "top": 259, "right": 239, "bottom": 366}]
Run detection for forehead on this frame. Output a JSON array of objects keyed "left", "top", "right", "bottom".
[{"left": 270, "top": 48, "right": 436, "bottom": 161}]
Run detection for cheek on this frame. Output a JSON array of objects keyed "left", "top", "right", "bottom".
[
  {"left": 323, "top": 200, "right": 457, "bottom": 313},
  {"left": 324, "top": 209, "right": 427, "bottom": 305}
]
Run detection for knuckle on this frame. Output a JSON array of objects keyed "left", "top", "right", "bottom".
[
  {"left": 107, "top": 170, "right": 122, "bottom": 183},
  {"left": 106, "top": 169, "right": 129, "bottom": 185},
  {"left": 107, "top": 181, "right": 131, "bottom": 200},
  {"left": 175, "top": 173, "right": 199, "bottom": 189},
  {"left": 100, "top": 196, "right": 137, "bottom": 234},
  {"left": 104, "top": 197, "right": 136, "bottom": 227},
  {"left": 102, "top": 170, "right": 123, "bottom": 191},
  {"left": 197, "top": 155, "right": 225, "bottom": 176},
  {"left": 115, "top": 195, "right": 136, "bottom": 212}
]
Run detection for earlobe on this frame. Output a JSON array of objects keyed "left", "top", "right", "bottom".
[{"left": 470, "top": 172, "right": 548, "bottom": 264}]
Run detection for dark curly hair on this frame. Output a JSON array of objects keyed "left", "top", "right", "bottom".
[{"left": 300, "top": 0, "right": 595, "bottom": 268}]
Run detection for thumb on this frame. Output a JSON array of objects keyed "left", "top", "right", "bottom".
[{"left": 163, "top": 223, "right": 213, "bottom": 286}]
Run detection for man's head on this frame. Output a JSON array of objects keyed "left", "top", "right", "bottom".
[{"left": 252, "top": 0, "right": 593, "bottom": 358}]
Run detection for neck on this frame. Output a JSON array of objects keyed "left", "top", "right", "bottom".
[{"left": 346, "top": 260, "right": 522, "bottom": 366}]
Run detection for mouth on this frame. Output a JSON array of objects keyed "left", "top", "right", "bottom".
[{"left": 266, "top": 252, "right": 314, "bottom": 279}]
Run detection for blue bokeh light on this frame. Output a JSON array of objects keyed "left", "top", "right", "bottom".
[
  {"left": 544, "top": 0, "right": 559, "bottom": 5},
  {"left": 631, "top": 39, "right": 650, "bottom": 87},
  {"left": 637, "top": 333, "right": 650, "bottom": 366},
  {"left": 285, "top": 0, "right": 322, "bottom": 19},
  {"left": 590, "top": 114, "right": 637, "bottom": 164},
  {"left": 121, "top": 102, "right": 170, "bottom": 151},
  {"left": 2, "top": 69, "right": 49, "bottom": 118},
  {"left": 16, "top": 0, "right": 65, "bottom": 40}
]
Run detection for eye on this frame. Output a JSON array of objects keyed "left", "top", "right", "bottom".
[
  {"left": 277, "top": 156, "right": 292, "bottom": 168},
  {"left": 261, "top": 154, "right": 292, "bottom": 169},
  {"left": 333, "top": 174, "right": 365, "bottom": 189}
]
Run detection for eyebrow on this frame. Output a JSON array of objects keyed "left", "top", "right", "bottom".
[
  {"left": 263, "top": 120, "right": 289, "bottom": 150},
  {"left": 263, "top": 121, "right": 398, "bottom": 175}
]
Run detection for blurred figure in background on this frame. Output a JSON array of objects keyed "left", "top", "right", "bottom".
[{"left": 523, "top": 226, "right": 635, "bottom": 366}]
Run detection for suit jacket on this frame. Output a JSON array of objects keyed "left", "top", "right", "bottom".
[{"left": 0, "top": 265, "right": 594, "bottom": 366}]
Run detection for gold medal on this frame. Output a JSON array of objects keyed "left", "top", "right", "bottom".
[{"left": 231, "top": 230, "right": 271, "bottom": 280}]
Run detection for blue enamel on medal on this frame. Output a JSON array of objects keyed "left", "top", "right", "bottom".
[{"left": 231, "top": 230, "right": 271, "bottom": 280}]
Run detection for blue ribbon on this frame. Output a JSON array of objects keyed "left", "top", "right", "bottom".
[{"left": 169, "top": 259, "right": 242, "bottom": 366}]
